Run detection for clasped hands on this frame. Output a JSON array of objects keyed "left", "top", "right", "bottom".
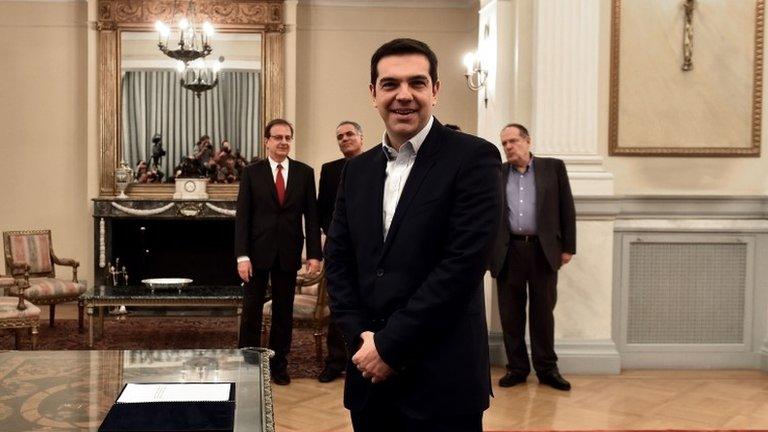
[{"left": 351, "top": 331, "right": 393, "bottom": 384}]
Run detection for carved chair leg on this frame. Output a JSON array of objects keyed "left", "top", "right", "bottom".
[
  {"left": 30, "top": 325, "right": 38, "bottom": 350},
  {"left": 314, "top": 331, "right": 323, "bottom": 363},
  {"left": 78, "top": 300, "right": 85, "bottom": 333},
  {"left": 261, "top": 317, "right": 270, "bottom": 347},
  {"left": 49, "top": 304, "right": 56, "bottom": 327}
]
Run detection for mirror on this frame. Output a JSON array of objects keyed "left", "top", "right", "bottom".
[
  {"left": 120, "top": 32, "right": 263, "bottom": 184},
  {"left": 97, "top": 0, "right": 286, "bottom": 199}
]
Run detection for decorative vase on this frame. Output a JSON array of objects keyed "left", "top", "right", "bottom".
[{"left": 115, "top": 160, "right": 133, "bottom": 199}]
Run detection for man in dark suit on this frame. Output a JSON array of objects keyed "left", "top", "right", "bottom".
[
  {"left": 235, "top": 118, "right": 322, "bottom": 385},
  {"left": 316, "top": 120, "right": 364, "bottom": 383},
  {"left": 489, "top": 123, "right": 576, "bottom": 391},
  {"left": 324, "top": 38, "right": 501, "bottom": 432}
]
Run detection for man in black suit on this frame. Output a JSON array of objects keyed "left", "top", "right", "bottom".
[
  {"left": 235, "top": 118, "right": 322, "bottom": 385},
  {"left": 324, "top": 38, "right": 501, "bottom": 432},
  {"left": 316, "top": 120, "right": 364, "bottom": 383},
  {"left": 489, "top": 123, "right": 576, "bottom": 391}
]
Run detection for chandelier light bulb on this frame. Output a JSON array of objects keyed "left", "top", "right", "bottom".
[
  {"left": 179, "top": 18, "right": 190, "bottom": 30},
  {"left": 191, "top": 59, "right": 205, "bottom": 70},
  {"left": 463, "top": 52, "right": 475, "bottom": 75},
  {"left": 175, "top": 61, "right": 186, "bottom": 74},
  {"left": 203, "top": 22, "right": 215, "bottom": 37}
]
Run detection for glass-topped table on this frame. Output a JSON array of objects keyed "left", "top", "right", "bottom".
[
  {"left": 0, "top": 348, "right": 274, "bottom": 431},
  {"left": 81, "top": 285, "right": 244, "bottom": 347}
]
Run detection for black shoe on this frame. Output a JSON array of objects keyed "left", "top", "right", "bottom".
[
  {"left": 318, "top": 366, "right": 343, "bottom": 383},
  {"left": 498, "top": 372, "right": 527, "bottom": 387},
  {"left": 537, "top": 371, "right": 571, "bottom": 391},
  {"left": 271, "top": 370, "right": 291, "bottom": 385}
]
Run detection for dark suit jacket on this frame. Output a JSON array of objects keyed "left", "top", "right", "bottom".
[
  {"left": 317, "top": 157, "right": 346, "bottom": 234},
  {"left": 234, "top": 158, "right": 322, "bottom": 271},
  {"left": 489, "top": 157, "right": 576, "bottom": 277},
  {"left": 324, "top": 120, "right": 502, "bottom": 418}
]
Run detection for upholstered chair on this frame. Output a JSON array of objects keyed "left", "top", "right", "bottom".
[
  {"left": 3, "top": 230, "right": 86, "bottom": 330},
  {"left": 0, "top": 275, "right": 40, "bottom": 349},
  {"left": 262, "top": 267, "right": 330, "bottom": 362}
]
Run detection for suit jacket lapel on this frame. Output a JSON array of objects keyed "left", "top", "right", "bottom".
[
  {"left": 260, "top": 160, "right": 279, "bottom": 205},
  {"left": 379, "top": 122, "right": 442, "bottom": 261},
  {"left": 501, "top": 162, "right": 511, "bottom": 235},
  {"left": 369, "top": 148, "right": 387, "bottom": 253},
  {"left": 284, "top": 158, "right": 298, "bottom": 205},
  {"left": 533, "top": 156, "right": 547, "bottom": 220}
]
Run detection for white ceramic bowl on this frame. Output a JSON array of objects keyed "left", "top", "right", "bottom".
[{"left": 141, "top": 278, "right": 193, "bottom": 290}]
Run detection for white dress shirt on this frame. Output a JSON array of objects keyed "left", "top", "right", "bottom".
[
  {"left": 381, "top": 116, "right": 434, "bottom": 240},
  {"left": 237, "top": 156, "right": 290, "bottom": 264},
  {"left": 267, "top": 156, "right": 289, "bottom": 185}
]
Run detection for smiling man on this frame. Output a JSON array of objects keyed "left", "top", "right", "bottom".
[
  {"left": 324, "top": 38, "right": 502, "bottom": 432},
  {"left": 235, "top": 118, "right": 322, "bottom": 386}
]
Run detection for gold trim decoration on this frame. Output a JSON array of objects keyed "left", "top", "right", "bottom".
[
  {"left": 609, "top": 0, "right": 764, "bottom": 157},
  {"left": 98, "top": 0, "right": 284, "bottom": 26},
  {"left": 97, "top": 0, "right": 285, "bottom": 199}
]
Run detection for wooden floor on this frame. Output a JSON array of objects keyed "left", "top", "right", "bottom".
[
  {"left": 273, "top": 368, "right": 768, "bottom": 432},
  {"left": 51, "top": 305, "right": 768, "bottom": 431}
]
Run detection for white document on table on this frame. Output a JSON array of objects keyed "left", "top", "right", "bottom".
[{"left": 117, "top": 383, "right": 232, "bottom": 403}]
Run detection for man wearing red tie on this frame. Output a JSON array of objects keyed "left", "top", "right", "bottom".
[{"left": 235, "top": 118, "right": 322, "bottom": 385}]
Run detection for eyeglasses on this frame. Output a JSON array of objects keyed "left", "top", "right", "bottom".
[{"left": 269, "top": 135, "right": 293, "bottom": 142}]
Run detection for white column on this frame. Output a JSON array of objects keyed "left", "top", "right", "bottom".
[
  {"left": 284, "top": 0, "right": 298, "bottom": 159},
  {"left": 531, "top": 0, "right": 613, "bottom": 195},
  {"left": 476, "top": 0, "right": 525, "bottom": 155}
]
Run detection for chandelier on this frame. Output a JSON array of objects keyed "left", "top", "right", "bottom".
[
  {"left": 176, "top": 57, "right": 224, "bottom": 99},
  {"left": 154, "top": 0, "right": 214, "bottom": 65}
]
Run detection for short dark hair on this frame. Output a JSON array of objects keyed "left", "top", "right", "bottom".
[
  {"left": 502, "top": 123, "right": 530, "bottom": 139},
  {"left": 370, "top": 38, "right": 439, "bottom": 86},
  {"left": 336, "top": 120, "right": 363, "bottom": 136},
  {"left": 264, "top": 118, "right": 294, "bottom": 139}
]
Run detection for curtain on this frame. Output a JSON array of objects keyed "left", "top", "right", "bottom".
[{"left": 121, "top": 70, "right": 261, "bottom": 176}]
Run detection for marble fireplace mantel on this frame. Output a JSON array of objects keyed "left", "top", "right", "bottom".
[
  {"left": 91, "top": 198, "right": 239, "bottom": 286},
  {"left": 93, "top": 198, "right": 236, "bottom": 219}
]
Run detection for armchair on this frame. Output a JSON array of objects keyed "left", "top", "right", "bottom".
[
  {"left": 262, "top": 268, "right": 330, "bottom": 362},
  {"left": 3, "top": 230, "right": 86, "bottom": 330},
  {"left": 0, "top": 275, "right": 40, "bottom": 349}
]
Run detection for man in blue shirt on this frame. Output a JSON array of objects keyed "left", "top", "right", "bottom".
[{"left": 489, "top": 123, "right": 576, "bottom": 391}]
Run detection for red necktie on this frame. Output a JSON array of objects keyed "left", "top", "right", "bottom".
[{"left": 275, "top": 164, "right": 286, "bottom": 206}]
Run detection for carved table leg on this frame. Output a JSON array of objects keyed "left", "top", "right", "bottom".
[
  {"left": 87, "top": 304, "right": 94, "bottom": 348},
  {"left": 236, "top": 306, "right": 242, "bottom": 343},
  {"left": 99, "top": 306, "right": 105, "bottom": 339}
]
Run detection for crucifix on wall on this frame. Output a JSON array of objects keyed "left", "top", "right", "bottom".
[{"left": 682, "top": 0, "right": 695, "bottom": 71}]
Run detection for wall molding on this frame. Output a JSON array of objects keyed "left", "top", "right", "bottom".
[
  {"left": 489, "top": 332, "right": 621, "bottom": 374},
  {"left": 574, "top": 195, "right": 768, "bottom": 221},
  {"left": 299, "top": 0, "right": 474, "bottom": 8}
]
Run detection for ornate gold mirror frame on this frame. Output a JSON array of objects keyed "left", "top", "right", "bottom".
[
  {"left": 97, "top": 0, "right": 285, "bottom": 199},
  {"left": 609, "top": 0, "right": 763, "bottom": 156}
]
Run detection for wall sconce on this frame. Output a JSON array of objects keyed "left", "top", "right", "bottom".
[{"left": 463, "top": 51, "right": 488, "bottom": 107}]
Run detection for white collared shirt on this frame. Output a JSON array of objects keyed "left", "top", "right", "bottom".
[
  {"left": 236, "top": 156, "right": 290, "bottom": 264},
  {"left": 268, "top": 156, "right": 289, "bottom": 185},
  {"left": 381, "top": 116, "right": 434, "bottom": 240}
]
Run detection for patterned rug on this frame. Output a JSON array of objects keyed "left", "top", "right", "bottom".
[{"left": 0, "top": 317, "right": 324, "bottom": 379}]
